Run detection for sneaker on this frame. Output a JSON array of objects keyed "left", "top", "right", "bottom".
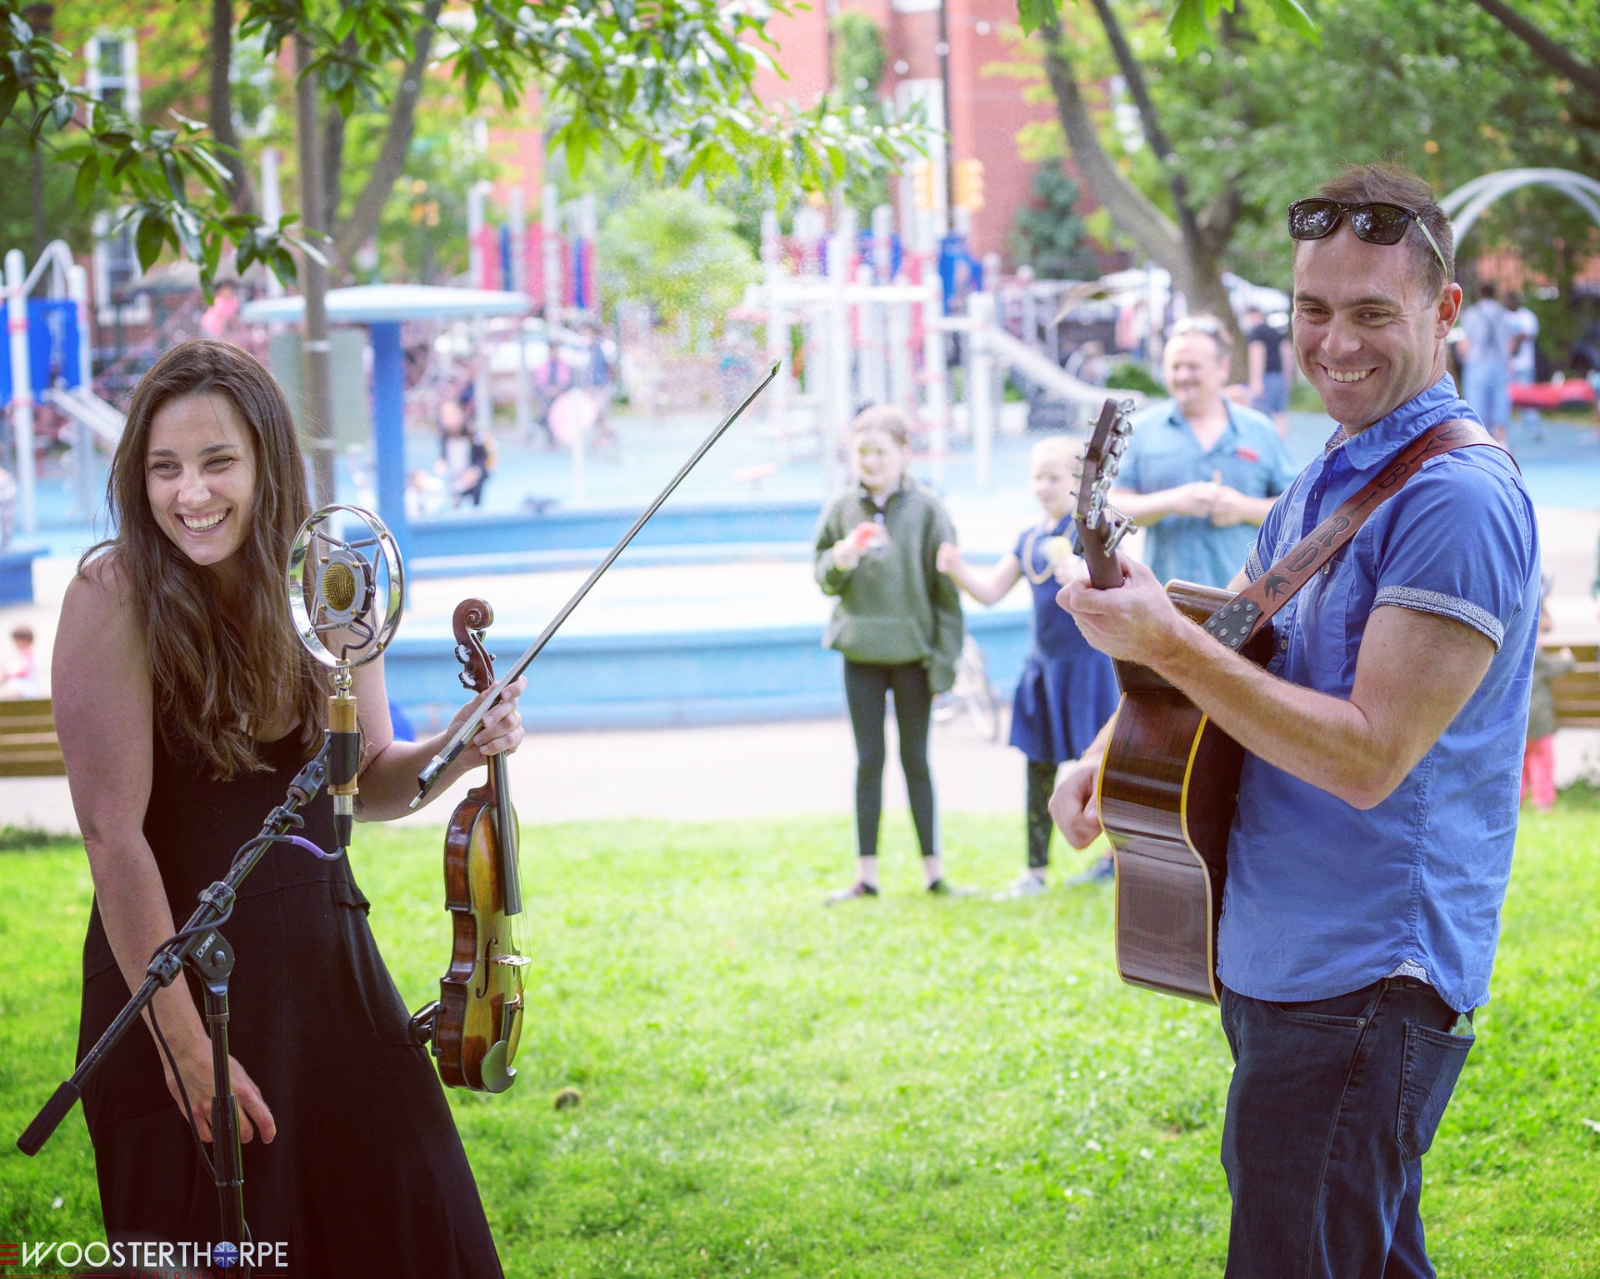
[
  {"left": 1062, "top": 855, "right": 1115, "bottom": 887},
  {"left": 993, "top": 873, "right": 1048, "bottom": 900},
  {"left": 825, "top": 881, "right": 879, "bottom": 906},
  {"left": 925, "top": 878, "right": 977, "bottom": 898}
]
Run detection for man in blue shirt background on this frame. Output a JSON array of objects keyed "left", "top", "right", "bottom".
[
  {"left": 1112, "top": 318, "right": 1298, "bottom": 590},
  {"left": 1051, "top": 163, "right": 1539, "bottom": 1278}
]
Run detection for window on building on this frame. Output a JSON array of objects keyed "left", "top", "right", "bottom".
[
  {"left": 91, "top": 213, "right": 150, "bottom": 327},
  {"left": 85, "top": 31, "right": 140, "bottom": 121}
]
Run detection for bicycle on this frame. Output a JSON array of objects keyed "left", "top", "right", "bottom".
[{"left": 933, "top": 634, "right": 1004, "bottom": 740}]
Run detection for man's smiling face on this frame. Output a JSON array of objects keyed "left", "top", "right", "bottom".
[{"left": 1291, "top": 226, "right": 1461, "bottom": 433}]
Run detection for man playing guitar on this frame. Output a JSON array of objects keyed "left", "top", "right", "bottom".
[{"left": 1050, "top": 163, "right": 1540, "bottom": 1278}]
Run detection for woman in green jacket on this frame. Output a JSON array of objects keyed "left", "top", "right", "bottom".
[{"left": 814, "top": 405, "right": 964, "bottom": 903}]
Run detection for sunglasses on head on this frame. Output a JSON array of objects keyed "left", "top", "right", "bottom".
[
  {"left": 1168, "top": 316, "right": 1232, "bottom": 350},
  {"left": 1287, "top": 198, "right": 1450, "bottom": 278}
]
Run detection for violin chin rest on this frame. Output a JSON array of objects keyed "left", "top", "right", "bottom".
[{"left": 480, "top": 1040, "right": 517, "bottom": 1094}]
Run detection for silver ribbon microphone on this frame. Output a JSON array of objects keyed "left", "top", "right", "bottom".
[{"left": 286, "top": 505, "right": 405, "bottom": 853}]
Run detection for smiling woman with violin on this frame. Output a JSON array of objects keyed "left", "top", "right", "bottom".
[{"left": 53, "top": 340, "right": 526, "bottom": 1276}]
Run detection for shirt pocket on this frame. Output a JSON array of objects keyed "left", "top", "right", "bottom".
[{"left": 1296, "top": 559, "right": 1358, "bottom": 688}]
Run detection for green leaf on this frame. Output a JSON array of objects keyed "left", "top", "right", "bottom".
[
  {"left": 1258, "top": 0, "right": 1320, "bottom": 46},
  {"left": 1015, "top": 0, "right": 1058, "bottom": 37},
  {"left": 135, "top": 213, "right": 167, "bottom": 274},
  {"left": 1165, "top": 0, "right": 1213, "bottom": 58},
  {"left": 270, "top": 248, "right": 300, "bottom": 285},
  {"left": 161, "top": 153, "right": 185, "bottom": 202},
  {"left": 171, "top": 208, "right": 204, "bottom": 263},
  {"left": 0, "top": 79, "right": 19, "bottom": 131},
  {"left": 74, "top": 155, "right": 100, "bottom": 209}
]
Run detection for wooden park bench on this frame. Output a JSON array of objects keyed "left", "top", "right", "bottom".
[
  {"left": 1548, "top": 642, "right": 1600, "bottom": 730},
  {"left": 0, "top": 698, "right": 65, "bottom": 777}
]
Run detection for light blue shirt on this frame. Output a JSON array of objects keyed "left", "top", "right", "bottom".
[
  {"left": 1120, "top": 400, "right": 1298, "bottom": 589},
  {"left": 1224, "top": 375, "right": 1539, "bottom": 1014}
]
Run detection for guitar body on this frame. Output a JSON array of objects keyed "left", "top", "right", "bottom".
[{"left": 1098, "top": 581, "right": 1270, "bottom": 1004}]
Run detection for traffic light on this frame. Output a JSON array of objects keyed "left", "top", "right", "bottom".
[
  {"left": 911, "top": 160, "right": 935, "bottom": 211},
  {"left": 953, "top": 159, "right": 985, "bottom": 211}
]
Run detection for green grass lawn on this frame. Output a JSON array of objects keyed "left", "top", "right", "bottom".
[{"left": 2, "top": 794, "right": 1597, "bottom": 1277}]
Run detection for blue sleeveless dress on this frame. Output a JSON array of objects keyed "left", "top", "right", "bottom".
[{"left": 1007, "top": 516, "right": 1121, "bottom": 764}]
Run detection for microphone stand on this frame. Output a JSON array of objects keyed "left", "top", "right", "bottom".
[{"left": 18, "top": 742, "right": 335, "bottom": 1274}]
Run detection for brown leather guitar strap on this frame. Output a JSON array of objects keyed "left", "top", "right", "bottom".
[{"left": 1201, "top": 419, "right": 1511, "bottom": 652}]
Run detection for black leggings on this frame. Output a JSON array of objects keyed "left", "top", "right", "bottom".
[
  {"left": 1026, "top": 759, "right": 1058, "bottom": 869},
  {"left": 843, "top": 660, "right": 938, "bottom": 861}
]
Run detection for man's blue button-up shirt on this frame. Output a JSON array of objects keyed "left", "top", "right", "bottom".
[
  {"left": 1120, "top": 399, "right": 1298, "bottom": 589},
  {"left": 1225, "top": 376, "right": 1539, "bottom": 1014}
]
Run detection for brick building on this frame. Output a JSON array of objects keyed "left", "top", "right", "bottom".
[{"left": 749, "top": 0, "right": 1083, "bottom": 268}]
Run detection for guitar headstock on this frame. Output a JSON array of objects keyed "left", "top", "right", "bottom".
[{"left": 1074, "top": 398, "right": 1135, "bottom": 590}]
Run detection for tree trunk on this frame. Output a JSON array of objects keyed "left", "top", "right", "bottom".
[
  {"left": 208, "top": 0, "right": 255, "bottom": 214},
  {"left": 1037, "top": 18, "right": 1181, "bottom": 275},
  {"left": 329, "top": 0, "right": 444, "bottom": 278},
  {"left": 1037, "top": 15, "right": 1248, "bottom": 374},
  {"left": 295, "top": 32, "right": 337, "bottom": 509}
]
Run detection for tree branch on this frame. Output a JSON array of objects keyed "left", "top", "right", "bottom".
[
  {"left": 330, "top": 0, "right": 444, "bottom": 277},
  {"left": 1086, "top": 0, "right": 1202, "bottom": 252},
  {"left": 1036, "top": 16, "right": 1182, "bottom": 277},
  {"left": 1466, "top": 0, "right": 1600, "bottom": 99},
  {"left": 320, "top": 33, "right": 356, "bottom": 233}
]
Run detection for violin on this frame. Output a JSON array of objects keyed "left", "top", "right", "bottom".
[{"left": 412, "top": 598, "right": 529, "bottom": 1092}]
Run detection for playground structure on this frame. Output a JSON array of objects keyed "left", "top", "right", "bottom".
[
  {"left": 2, "top": 242, "right": 101, "bottom": 542},
  {"left": 749, "top": 204, "right": 1135, "bottom": 494},
  {"left": 1441, "top": 168, "right": 1600, "bottom": 245}
]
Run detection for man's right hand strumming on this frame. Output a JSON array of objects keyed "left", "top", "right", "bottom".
[{"left": 1049, "top": 756, "right": 1104, "bottom": 849}]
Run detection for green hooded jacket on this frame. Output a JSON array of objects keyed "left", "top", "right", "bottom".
[{"left": 813, "top": 478, "right": 964, "bottom": 694}]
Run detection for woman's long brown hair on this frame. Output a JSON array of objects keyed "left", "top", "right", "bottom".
[{"left": 82, "top": 339, "right": 326, "bottom": 778}]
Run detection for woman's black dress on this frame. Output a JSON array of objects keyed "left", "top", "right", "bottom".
[{"left": 77, "top": 731, "right": 503, "bottom": 1277}]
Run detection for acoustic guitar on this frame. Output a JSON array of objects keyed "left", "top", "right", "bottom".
[
  {"left": 1074, "top": 410, "right": 1503, "bottom": 1004},
  {"left": 1072, "top": 400, "right": 1269, "bottom": 1005}
]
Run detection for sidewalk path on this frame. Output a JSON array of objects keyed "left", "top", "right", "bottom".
[{"left": 3, "top": 713, "right": 1024, "bottom": 835}]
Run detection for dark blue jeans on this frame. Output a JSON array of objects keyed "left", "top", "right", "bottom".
[{"left": 1219, "top": 978, "right": 1474, "bottom": 1279}]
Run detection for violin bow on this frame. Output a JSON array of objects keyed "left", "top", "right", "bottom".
[{"left": 411, "top": 358, "right": 781, "bottom": 807}]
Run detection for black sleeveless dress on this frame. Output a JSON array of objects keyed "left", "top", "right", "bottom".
[{"left": 77, "top": 730, "right": 503, "bottom": 1278}]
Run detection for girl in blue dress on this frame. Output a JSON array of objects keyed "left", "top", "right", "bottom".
[{"left": 937, "top": 436, "right": 1120, "bottom": 895}]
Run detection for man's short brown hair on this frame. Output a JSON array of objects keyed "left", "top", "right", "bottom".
[{"left": 1302, "top": 163, "right": 1455, "bottom": 298}]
